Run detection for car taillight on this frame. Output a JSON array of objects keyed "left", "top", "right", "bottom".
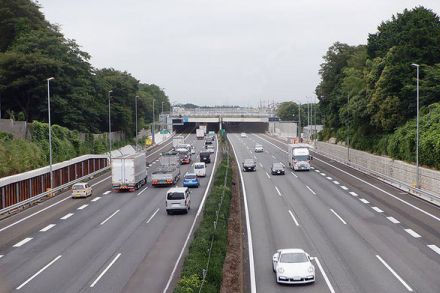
[
  {"left": 152, "top": 180, "right": 158, "bottom": 184},
  {"left": 166, "top": 179, "right": 172, "bottom": 183}
]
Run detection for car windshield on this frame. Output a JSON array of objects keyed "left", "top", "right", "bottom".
[
  {"left": 167, "top": 192, "right": 185, "bottom": 200},
  {"left": 72, "top": 184, "right": 85, "bottom": 190},
  {"left": 256, "top": 145, "right": 262, "bottom": 148},
  {"left": 244, "top": 159, "right": 255, "bottom": 164},
  {"left": 293, "top": 155, "right": 309, "bottom": 162},
  {"left": 280, "top": 253, "right": 308, "bottom": 263},
  {"left": 273, "top": 163, "right": 283, "bottom": 169},
  {"left": 185, "top": 174, "right": 197, "bottom": 179},
  {"left": 194, "top": 164, "right": 204, "bottom": 169}
]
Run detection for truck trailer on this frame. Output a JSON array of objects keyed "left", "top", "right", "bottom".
[
  {"left": 287, "top": 144, "right": 312, "bottom": 171},
  {"left": 112, "top": 153, "right": 148, "bottom": 191},
  {"left": 151, "top": 166, "right": 181, "bottom": 186},
  {"left": 196, "top": 128, "right": 205, "bottom": 139}
]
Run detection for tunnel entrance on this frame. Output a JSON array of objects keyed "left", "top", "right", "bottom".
[{"left": 222, "top": 122, "right": 268, "bottom": 133}]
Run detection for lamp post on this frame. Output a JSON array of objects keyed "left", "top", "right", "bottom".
[
  {"left": 347, "top": 95, "right": 350, "bottom": 161},
  {"left": 108, "top": 90, "right": 113, "bottom": 164},
  {"left": 298, "top": 102, "right": 301, "bottom": 140},
  {"left": 135, "top": 95, "right": 138, "bottom": 151},
  {"left": 152, "top": 99, "right": 155, "bottom": 144},
  {"left": 47, "top": 77, "right": 55, "bottom": 191},
  {"left": 412, "top": 63, "right": 420, "bottom": 189}
]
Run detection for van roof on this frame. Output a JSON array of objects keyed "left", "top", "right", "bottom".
[{"left": 167, "top": 187, "right": 188, "bottom": 193}]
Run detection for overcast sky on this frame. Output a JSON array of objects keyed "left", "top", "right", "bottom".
[{"left": 36, "top": 0, "right": 440, "bottom": 106}]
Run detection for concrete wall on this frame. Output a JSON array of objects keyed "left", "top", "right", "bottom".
[
  {"left": 315, "top": 141, "right": 440, "bottom": 199},
  {"left": 0, "top": 119, "right": 29, "bottom": 139},
  {"left": 269, "top": 121, "right": 297, "bottom": 138}
]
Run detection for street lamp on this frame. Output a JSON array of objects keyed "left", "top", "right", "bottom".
[
  {"left": 135, "top": 96, "right": 139, "bottom": 151},
  {"left": 347, "top": 95, "right": 350, "bottom": 161},
  {"left": 108, "top": 90, "right": 113, "bottom": 164},
  {"left": 152, "top": 99, "right": 155, "bottom": 144},
  {"left": 162, "top": 101, "right": 164, "bottom": 114},
  {"left": 412, "top": 63, "right": 420, "bottom": 189},
  {"left": 47, "top": 77, "right": 55, "bottom": 191}
]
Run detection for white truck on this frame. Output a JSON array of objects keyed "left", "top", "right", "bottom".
[
  {"left": 172, "top": 135, "right": 185, "bottom": 148},
  {"left": 151, "top": 166, "right": 181, "bottom": 186},
  {"left": 199, "top": 125, "right": 207, "bottom": 133},
  {"left": 112, "top": 153, "right": 148, "bottom": 191},
  {"left": 196, "top": 128, "right": 205, "bottom": 139},
  {"left": 287, "top": 144, "right": 312, "bottom": 171}
]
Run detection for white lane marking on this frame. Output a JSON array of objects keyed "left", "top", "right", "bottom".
[
  {"left": 77, "top": 204, "right": 88, "bottom": 210},
  {"left": 359, "top": 198, "right": 370, "bottom": 204},
  {"left": 39, "top": 224, "right": 56, "bottom": 232},
  {"left": 372, "top": 207, "right": 384, "bottom": 213},
  {"left": 60, "top": 213, "right": 74, "bottom": 220},
  {"left": 306, "top": 186, "right": 316, "bottom": 195},
  {"left": 313, "top": 257, "right": 335, "bottom": 293},
  {"left": 428, "top": 244, "right": 440, "bottom": 255},
  {"left": 100, "top": 210, "right": 120, "bottom": 225},
  {"left": 137, "top": 186, "right": 149, "bottom": 196},
  {"left": 259, "top": 163, "right": 263, "bottom": 168},
  {"left": 288, "top": 210, "right": 299, "bottom": 226},
  {"left": 320, "top": 173, "right": 326, "bottom": 176},
  {"left": 340, "top": 186, "right": 348, "bottom": 190},
  {"left": 349, "top": 191, "right": 358, "bottom": 197},
  {"left": 90, "top": 253, "right": 122, "bottom": 288},
  {"left": 253, "top": 155, "right": 257, "bottom": 159},
  {"left": 387, "top": 216, "right": 400, "bottom": 224},
  {"left": 16, "top": 255, "right": 62, "bottom": 290},
  {"left": 92, "top": 197, "right": 101, "bottom": 202},
  {"left": 274, "top": 186, "right": 282, "bottom": 196},
  {"left": 326, "top": 176, "right": 332, "bottom": 180},
  {"left": 404, "top": 229, "right": 421, "bottom": 238},
  {"left": 103, "top": 191, "right": 111, "bottom": 195},
  {"left": 0, "top": 255, "right": 3, "bottom": 259},
  {"left": 257, "top": 133, "right": 440, "bottom": 224},
  {"left": 314, "top": 170, "right": 320, "bottom": 173},
  {"left": 333, "top": 180, "right": 340, "bottom": 185},
  {"left": 146, "top": 208, "right": 160, "bottom": 224},
  {"left": 376, "top": 255, "right": 413, "bottom": 291},
  {"left": 13, "top": 237, "right": 33, "bottom": 248},
  {"left": 265, "top": 172, "right": 270, "bottom": 179},
  {"left": 163, "top": 136, "right": 220, "bottom": 293},
  {"left": 272, "top": 155, "right": 276, "bottom": 159},
  {"left": 310, "top": 166, "right": 315, "bottom": 169},
  {"left": 330, "top": 209, "right": 347, "bottom": 225},
  {"left": 290, "top": 171, "right": 298, "bottom": 178}
]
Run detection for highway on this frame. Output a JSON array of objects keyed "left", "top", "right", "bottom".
[
  {"left": 229, "top": 132, "right": 440, "bottom": 293},
  {"left": 0, "top": 133, "right": 218, "bottom": 293}
]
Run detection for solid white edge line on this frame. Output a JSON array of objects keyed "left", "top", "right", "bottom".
[
  {"left": 137, "top": 186, "right": 149, "bottom": 196},
  {"left": 288, "top": 210, "right": 299, "bottom": 226},
  {"left": 404, "top": 229, "right": 421, "bottom": 238},
  {"left": 77, "top": 204, "right": 88, "bottom": 210},
  {"left": 387, "top": 216, "right": 400, "bottom": 224},
  {"left": 39, "top": 224, "right": 56, "bottom": 232},
  {"left": 376, "top": 255, "right": 413, "bottom": 291},
  {"left": 226, "top": 135, "right": 257, "bottom": 293},
  {"left": 162, "top": 135, "right": 220, "bottom": 293},
  {"left": 13, "top": 237, "right": 33, "bottom": 248},
  {"left": 16, "top": 255, "right": 62, "bottom": 290},
  {"left": 275, "top": 186, "right": 281, "bottom": 196},
  {"left": 256, "top": 133, "right": 440, "bottom": 224},
  {"left": 92, "top": 197, "right": 101, "bottom": 202},
  {"left": 100, "top": 209, "right": 120, "bottom": 225},
  {"left": 306, "top": 186, "right": 316, "bottom": 195},
  {"left": 146, "top": 208, "right": 160, "bottom": 224},
  {"left": 90, "top": 253, "right": 121, "bottom": 288},
  {"left": 330, "top": 209, "right": 347, "bottom": 225},
  {"left": 60, "top": 213, "right": 74, "bottom": 220},
  {"left": 427, "top": 244, "right": 440, "bottom": 255},
  {"left": 313, "top": 257, "right": 336, "bottom": 293},
  {"left": 372, "top": 206, "right": 384, "bottom": 213}
]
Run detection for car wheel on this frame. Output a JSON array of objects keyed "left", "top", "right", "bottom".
[{"left": 166, "top": 210, "right": 171, "bottom": 215}]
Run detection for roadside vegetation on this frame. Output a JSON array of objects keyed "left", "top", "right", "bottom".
[{"left": 174, "top": 149, "right": 233, "bottom": 293}]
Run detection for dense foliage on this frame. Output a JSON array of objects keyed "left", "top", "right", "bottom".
[
  {"left": 316, "top": 7, "right": 440, "bottom": 167},
  {"left": 0, "top": 0, "right": 170, "bottom": 136},
  {"left": 276, "top": 101, "right": 322, "bottom": 127}
]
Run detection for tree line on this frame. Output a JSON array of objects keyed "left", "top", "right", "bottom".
[
  {"left": 315, "top": 6, "right": 440, "bottom": 168},
  {"left": 0, "top": 0, "right": 170, "bottom": 137}
]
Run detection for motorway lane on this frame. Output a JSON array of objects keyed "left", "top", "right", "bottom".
[
  {"left": 0, "top": 134, "right": 218, "bottom": 293},
  {"left": 245, "top": 133, "right": 440, "bottom": 292}
]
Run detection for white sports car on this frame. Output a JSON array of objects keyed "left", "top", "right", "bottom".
[{"left": 272, "top": 248, "right": 315, "bottom": 284}]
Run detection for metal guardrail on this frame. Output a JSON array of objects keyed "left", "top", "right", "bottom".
[
  {"left": 312, "top": 146, "right": 440, "bottom": 205},
  {"left": 0, "top": 166, "right": 110, "bottom": 216}
]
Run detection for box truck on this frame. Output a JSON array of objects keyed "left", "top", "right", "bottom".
[
  {"left": 287, "top": 144, "right": 312, "bottom": 171},
  {"left": 112, "top": 153, "right": 148, "bottom": 191},
  {"left": 196, "top": 128, "right": 205, "bottom": 139}
]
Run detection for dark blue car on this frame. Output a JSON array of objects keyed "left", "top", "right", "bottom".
[{"left": 183, "top": 173, "right": 200, "bottom": 188}]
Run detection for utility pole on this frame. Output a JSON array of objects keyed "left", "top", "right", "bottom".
[
  {"left": 135, "top": 95, "right": 138, "bottom": 151},
  {"left": 412, "top": 63, "right": 420, "bottom": 189},
  {"left": 298, "top": 102, "right": 301, "bottom": 140},
  {"left": 152, "top": 99, "right": 155, "bottom": 144},
  {"left": 108, "top": 90, "right": 112, "bottom": 164},
  {"left": 47, "top": 77, "right": 55, "bottom": 191},
  {"left": 347, "top": 95, "right": 350, "bottom": 161}
]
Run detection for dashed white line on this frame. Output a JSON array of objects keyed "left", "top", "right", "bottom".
[
  {"left": 306, "top": 186, "right": 316, "bottom": 195},
  {"left": 60, "top": 213, "right": 74, "bottom": 220},
  {"left": 90, "top": 253, "right": 122, "bottom": 288},
  {"left": 387, "top": 216, "right": 400, "bottom": 224},
  {"left": 100, "top": 210, "right": 120, "bottom": 225},
  {"left": 0, "top": 255, "right": 3, "bottom": 259},
  {"left": 330, "top": 209, "right": 347, "bottom": 224},
  {"left": 146, "top": 208, "right": 160, "bottom": 223},
  {"left": 359, "top": 198, "right": 370, "bottom": 204},
  {"left": 333, "top": 180, "right": 340, "bottom": 185},
  {"left": 427, "top": 244, "right": 440, "bottom": 255},
  {"left": 320, "top": 173, "right": 326, "bottom": 176},
  {"left": 310, "top": 166, "right": 315, "bottom": 170},
  {"left": 349, "top": 191, "right": 358, "bottom": 197},
  {"left": 259, "top": 163, "right": 264, "bottom": 168},
  {"left": 326, "top": 176, "right": 332, "bottom": 180},
  {"left": 274, "top": 186, "right": 282, "bottom": 196},
  {"left": 272, "top": 155, "right": 276, "bottom": 159},
  {"left": 39, "top": 224, "right": 56, "bottom": 232},
  {"left": 314, "top": 170, "right": 320, "bottom": 173},
  {"left": 16, "top": 255, "right": 62, "bottom": 290},
  {"left": 288, "top": 210, "right": 299, "bottom": 226},
  {"left": 103, "top": 191, "right": 111, "bottom": 195},
  {"left": 92, "top": 197, "right": 101, "bottom": 202},
  {"left": 265, "top": 172, "right": 270, "bottom": 179},
  {"left": 290, "top": 171, "right": 298, "bottom": 178},
  {"left": 372, "top": 207, "right": 384, "bottom": 213},
  {"left": 404, "top": 229, "right": 421, "bottom": 238},
  {"left": 340, "top": 186, "right": 348, "bottom": 190},
  {"left": 13, "top": 237, "right": 33, "bottom": 248},
  {"left": 137, "top": 186, "right": 149, "bottom": 196},
  {"left": 376, "top": 255, "right": 413, "bottom": 291},
  {"left": 313, "top": 257, "right": 336, "bottom": 293},
  {"left": 77, "top": 204, "right": 88, "bottom": 210}
]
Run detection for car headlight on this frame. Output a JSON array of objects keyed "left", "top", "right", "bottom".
[
  {"left": 308, "top": 266, "right": 315, "bottom": 273},
  {"left": 277, "top": 267, "right": 284, "bottom": 274}
]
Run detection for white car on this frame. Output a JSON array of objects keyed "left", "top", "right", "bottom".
[
  {"left": 240, "top": 132, "right": 247, "bottom": 138},
  {"left": 254, "top": 144, "right": 264, "bottom": 152},
  {"left": 193, "top": 162, "right": 206, "bottom": 177},
  {"left": 206, "top": 145, "right": 215, "bottom": 153},
  {"left": 71, "top": 183, "right": 92, "bottom": 198},
  {"left": 272, "top": 248, "right": 315, "bottom": 284},
  {"left": 166, "top": 187, "right": 191, "bottom": 214}
]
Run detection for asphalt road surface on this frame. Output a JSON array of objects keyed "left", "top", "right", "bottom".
[
  {"left": 229, "top": 132, "right": 440, "bottom": 293},
  {"left": 0, "top": 133, "right": 218, "bottom": 293}
]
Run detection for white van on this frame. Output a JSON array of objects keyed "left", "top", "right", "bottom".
[
  {"left": 166, "top": 187, "right": 191, "bottom": 214},
  {"left": 193, "top": 162, "right": 206, "bottom": 177},
  {"left": 72, "top": 183, "right": 92, "bottom": 198}
]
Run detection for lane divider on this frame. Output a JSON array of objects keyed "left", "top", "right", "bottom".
[
  {"left": 404, "top": 229, "right": 421, "bottom": 238},
  {"left": 372, "top": 207, "right": 384, "bottom": 213},
  {"left": 16, "top": 255, "right": 62, "bottom": 290},
  {"left": 13, "top": 237, "right": 33, "bottom": 248},
  {"left": 387, "top": 216, "right": 400, "bottom": 224},
  {"left": 376, "top": 255, "right": 413, "bottom": 291},
  {"left": 77, "top": 204, "right": 88, "bottom": 210},
  {"left": 359, "top": 198, "right": 370, "bottom": 204},
  {"left": 60, "top": 213, "right": 74, "bottom": 220},
  {"left": 313, "top": 257, "right": 336, "bottom": 293},
  {"left": 288, "top": 210, "right": 299, "bottom": 226},
  {"left": 146, "top": 208, "right": 160, "bottom": 224},
  {"left": 39, "top": 224, "right": 56, "bottom": 232},
  {"left": 330, "top": 209, "right": 347, "bottom": 225},
  {"left": 103, "top": 191, "right": 111, "bottom": 195},
  {"left": 427, "top": 244, "right": 440, "bottom": 255},
  {"left": 100, "top": 210, "right": 120, "bottom": 226},
  {"left": 92, "top": 197, "right": 101, "bottom": 202},
  {"left": 306, "top": 186, "right": 316, "bottom": 195},
  {"left": 275, "top": 186, "right": 282, "bottom": 197},
  {"left": 90, "top": 253, "right": 122, "bottom": 288}
]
